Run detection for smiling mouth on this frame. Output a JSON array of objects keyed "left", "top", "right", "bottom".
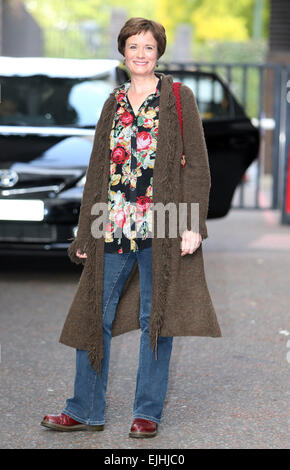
[{"left": 134, "top": 62, "right": 148, "bottom": 65}]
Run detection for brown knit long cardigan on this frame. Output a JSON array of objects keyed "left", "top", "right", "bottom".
[{"left": 59, "top": 72, "right": 222, "bottom": 372}]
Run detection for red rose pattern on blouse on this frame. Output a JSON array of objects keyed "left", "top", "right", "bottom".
[{"left": 104, "top": 76, "right": 161, "bottom": 253}]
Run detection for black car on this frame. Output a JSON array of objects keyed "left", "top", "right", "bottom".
[
  {"left": 159, "top": 66, "right": 260, "bottom": 219},
  {"left": 0, "top": 57, "right": 259, "bottom": 256}
]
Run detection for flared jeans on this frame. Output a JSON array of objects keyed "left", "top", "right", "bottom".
[{"left": 62, "top": 246, "right": 173, "bottom": 425}]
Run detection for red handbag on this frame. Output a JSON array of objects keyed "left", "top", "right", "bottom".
[{"left": 172, "top": 82, "right": 186, "bottom": 170}]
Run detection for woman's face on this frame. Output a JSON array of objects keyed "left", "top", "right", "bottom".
[{"left": 124, "top": 30, "right": 158, "bottom": 77}]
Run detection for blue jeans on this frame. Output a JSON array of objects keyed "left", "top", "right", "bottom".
[{"left": 62, "top": 247, "right": 173, "bottom": 425}]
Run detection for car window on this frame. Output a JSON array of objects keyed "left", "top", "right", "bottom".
[
  {"left": 172, "top": 73, "right": 232, "bottom": 119},
  {"left": 0, "top": 75, "right": 114, "bottom": 127}
]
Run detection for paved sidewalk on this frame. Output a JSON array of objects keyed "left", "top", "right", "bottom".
[{"left": 0, "top": 208, "right": 289, "bottom": 449}]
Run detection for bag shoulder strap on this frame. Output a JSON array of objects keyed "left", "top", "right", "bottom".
[
  {"left": 172, "top": 82, "right": 186, "bottom": 169},
  {"left": 172, "top": 82, "right": 183, "bottom": 138}
]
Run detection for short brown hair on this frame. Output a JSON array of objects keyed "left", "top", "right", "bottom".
[{"left": 118, "top": 17, "right": 166, "bottom": 60}]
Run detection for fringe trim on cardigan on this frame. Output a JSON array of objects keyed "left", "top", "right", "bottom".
[
  {"left": 87, "top": 98, "right": 117, "bottom": 374},
  {"left": 84, "top": 237, "right": 103, "bottom": 374},
  {"left": 67, "top": 92, "right": 117, "bottom": 374},
  {"left": 149, "top": 73, "right": 181, "bottom": 353}
]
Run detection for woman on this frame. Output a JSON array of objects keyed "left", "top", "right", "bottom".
[{"left": 41, "top": 17, "right": 221, "bottom": 438}]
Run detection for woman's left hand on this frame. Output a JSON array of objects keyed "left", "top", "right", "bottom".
[{"left": 180, "top": 230, "right": 202, "bottom": 256}]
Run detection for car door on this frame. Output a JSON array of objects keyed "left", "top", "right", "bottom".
[{"left": 163, "top": 70, "right": 260, "bottom": 218}]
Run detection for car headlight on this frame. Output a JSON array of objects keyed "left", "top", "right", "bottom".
[{"left": 76, "top": 175, "right": 87, "bottom": 187}]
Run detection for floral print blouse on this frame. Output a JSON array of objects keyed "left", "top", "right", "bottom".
[{"left": 104, "top": 75, "right": 162, "bottom": 254}]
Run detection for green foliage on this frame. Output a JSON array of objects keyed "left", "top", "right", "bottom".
[
  {"left": 24, "top": 0, "right": 109, "bottom": 28},
  {"left": 24, "top": 0, "right": 269, "bottom": 39},
  {"left": 155, "top": 0, "right": 269, "bottom": 42},
  {"left": 23, "top": 0, "right": 270, "bottom": 60},
  {"left": 193, "top": 39, "right": 267, "bottom": 63}
]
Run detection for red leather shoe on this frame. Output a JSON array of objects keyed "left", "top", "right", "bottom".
[
  {"left": 129, "top": 418, "right": 158, "bottom": 438},
  {"left": 41, "top": 412, "right": 104, "bottom": 432}
]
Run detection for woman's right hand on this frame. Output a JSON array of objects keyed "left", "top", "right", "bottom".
[{"left": 76, "top": 249, "right": 87, "bottom": 259}]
